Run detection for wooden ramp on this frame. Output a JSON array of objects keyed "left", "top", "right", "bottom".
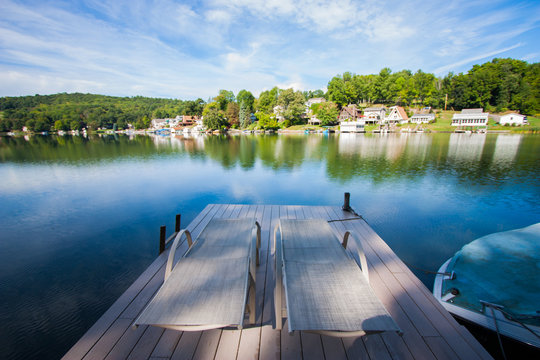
[{"left": 63, "top": 204, "right": 493, "bottom": 360}]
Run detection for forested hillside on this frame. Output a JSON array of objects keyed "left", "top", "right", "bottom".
[
  {"left": 1, "top": 58, "right": 538, "bottom": 132},
  {"left": 327, "top": 58, "right": 539, "bottom": 114},
  {"left": 0, "top": 93, "right": 205, "bottom": 132}
]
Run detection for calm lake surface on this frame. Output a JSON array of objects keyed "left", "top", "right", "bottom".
[{"left": 0, "top": 132, "right": 539, "bottom": 360}]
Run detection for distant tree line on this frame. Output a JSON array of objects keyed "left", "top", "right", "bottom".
[
  {"left": 0, "top": 93, "right": 205, "bottom": 132},
  {"left": 0, "top": 58, "right": 538, "bottom": 132},
  {"left": 327, "top": 58, "right": 539, "bottom": 114}
]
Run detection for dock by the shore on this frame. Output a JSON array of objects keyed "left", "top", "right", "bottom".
[{"left": 63, "top": 204, "right": 492, "bottom": 360}]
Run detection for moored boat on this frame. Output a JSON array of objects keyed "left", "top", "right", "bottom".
[{"left": 434, "top": 223, "right": 540, "bottom": 349}]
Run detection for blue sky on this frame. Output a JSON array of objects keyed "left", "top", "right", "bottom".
[{"left": 0, "top": 0, "right": 539, "bottom": 99}]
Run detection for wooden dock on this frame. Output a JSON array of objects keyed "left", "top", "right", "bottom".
[{"left": 63, "top": 204, "right": 493, "bottom": 360}]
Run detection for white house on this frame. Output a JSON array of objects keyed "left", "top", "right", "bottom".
[
  {"left": 452, "top": 108, "right": 489, "bottom": 127},
  {"left": 363, "top": 107, "right": 386, "bottom": 124},
  {"left": 499, "top": 113, "right": 527, "bottom": 126},
  {"left": 410, "top": 113, "right": 435, "bottom": 124},
  {"left": 273, "top": 105, "right": 285, "bottom": 122},
  {"left": 151, "top": 118, "right": 169, "bottom": 129},
  {"left": 305, "top": 98, "right": 326, "bottom": 125},
  {"left": 385, "top": 106, "right": 409, "bottom": 124},
  {"left": 305, "top": 97, "right": 325, "bottom": 111},
  {"left": 308, "top": 114, "right": 321, "bottom": 125}
]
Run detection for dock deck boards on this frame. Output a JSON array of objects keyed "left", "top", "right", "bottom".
[{"left": 63, "top": 204, "right": 493, "bottom": 360}]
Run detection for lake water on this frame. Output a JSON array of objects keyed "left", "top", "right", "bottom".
[{"left": 0, "top": 132, "right": 539, "bottom": 360}]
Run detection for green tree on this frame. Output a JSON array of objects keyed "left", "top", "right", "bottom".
[
  {"left": 313, "top": 102, "right": 339, "bottom": 126},
  {"left": 256, "top": 87, "right": 279, "bottom": 114},
  {"left": 277, "top": 88, "right": 306, "bottom": 124},
  {"left": 214, "top": 90, "right": 235, "bottom": 111},
  {"left": 255, "top": 112, "right": 279, "bottom": 130},
  {"left": 239, "top": 101, "right": 251, "bottom": 129},
  {"left": 203, "top": 102, "right": 228, "bottom": 130},
  {"left": 236, "top": 90, "right": 255, "bottom": 112},
  {"left": 54, "top": 120, "right": 64, "bottom": 131},
  {"left": 226, "top": 102, "right": 240, "bottom": 128}
]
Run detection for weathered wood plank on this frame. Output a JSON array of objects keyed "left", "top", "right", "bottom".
[
  {"left": 127, "top": 326, "right": 164, "bottom": 360},
  {"left": 321, "top": 335, "right": 348, "bottom": 360},
  {"left": 170, "top": 331, "right": 202, "bottom": 360},
  {"left": 192, "top": 329, "right": 221, "bottom": 360},
  {"left": 214, "top": 329, "right": 241, "bottom": 360},
  {"left": 150, "top": 330, "right": 182, "bottom": 359},
  {"left": 423, "top": 336, "right": 459, "bottom": 360},
  {"left": 103, "top": 323, "right": 147, "bottom": 360},
  {"left": 280, "top": 320, "right": 302, "bottom": 360},
  {"left": 380, "top": 332, "right": 415, "bottom": 360},
  {"left": 81, "top": 318, "right": 133, "bottom": 360},
  {"left": 301, "top": 332, "right": 324, "bottom": 360},
  {"left": 342, "top": 336, "right": 371, "bottom": 360},
  {"left": 363, "top": 334, "right": 392, "bottom": 360}
]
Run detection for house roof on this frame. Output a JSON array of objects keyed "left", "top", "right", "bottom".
[
  {"left": 364, "top": 107, "right": 386, "bottom": 112},
  {"left": 340, "top": 105, "right": 361, "bottom": 118},
  {"left": 411, "top": 113, "right": 435, "bottom": 118},
  {"left": 397, "top": 106, "right": 408, "bottom": 119},
  {"left": 501, "top": 113, "right": 526, "bottom": 118},
  {"left": 461, "top": 108, "right": 484, "bottom": 114}
]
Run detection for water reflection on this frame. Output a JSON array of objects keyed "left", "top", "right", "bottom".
[
  {"left": 2, "top": 133, "right": 539, "bottom": 185},
  {"left": 447, "top": 133, "right": 486, "bottom": 163},
  {"left": 491, "top": 134, "right": 521, "bottom": 170}
]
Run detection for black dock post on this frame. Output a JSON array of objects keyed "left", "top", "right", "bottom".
[
  {"left": 175, "top": 214, "right": 181, "bottom": 232},
  {"left": 159, "top": 226, "right": 166, "bottom": 254},
  {"left": 343, "top": 192, "right": 351, "bottom": 212}
]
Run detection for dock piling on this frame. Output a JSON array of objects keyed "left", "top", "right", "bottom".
[
  {"left": 159, "top": 214, "right": 182, "bottom": 254},
  {"left": 159, "top": 226, "right": 166, "bottom": 254},
  {"left": 343, "top": 192, "right": 351, "bottom": 212}
]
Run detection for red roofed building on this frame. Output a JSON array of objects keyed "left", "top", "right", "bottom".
[{"left": 385, "top": 106, "right": 409, "bottom": 124}]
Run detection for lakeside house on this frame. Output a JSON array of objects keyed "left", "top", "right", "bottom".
[
  {"left": 308, "top": 114, "right": 321, "bottom": 125},
  {"left": 339, "top": 104, "right": 362, "bottom": 122},
  {"left": 339, "top": 105, "right": 365, "bottom": 132},
  {"left": 363, "top": 106, "right": 387, "bottom": 124},
  {"left": 384, "top": 106, "right": 409, "bottom": 124},
  {"left": 490, "top": 112, "right": 527, "bottom": 126},
  {"left": 181, "top": 115, "right": 200, "bottom": 126},
  {"left": 451, "top": 108, "right": 489, "bottom": 127},
  {"left": 305, "top": 97, "right": 326, "bottom": 125},
  {"left": 305, "top": 97, "right": 326, "bottom": 111},
  {"left": 273, "top": 105, "right": 285, "bottom": 122},
  {"left": 151, "top": 115, "right": 183, "bottom": 129},
  {"left": 151, "top": 118, "right": 169, "bottom": 129},
  {"left": 410, "top": 113, "right": 435, "bottom": 124}
]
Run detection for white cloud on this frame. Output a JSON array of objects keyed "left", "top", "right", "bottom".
[
  {"left": 0, "top": 0, "right": 538, "bottom": 98},
  {"left": 433, "top": 43, "right": 524, "bottom": 75}
]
